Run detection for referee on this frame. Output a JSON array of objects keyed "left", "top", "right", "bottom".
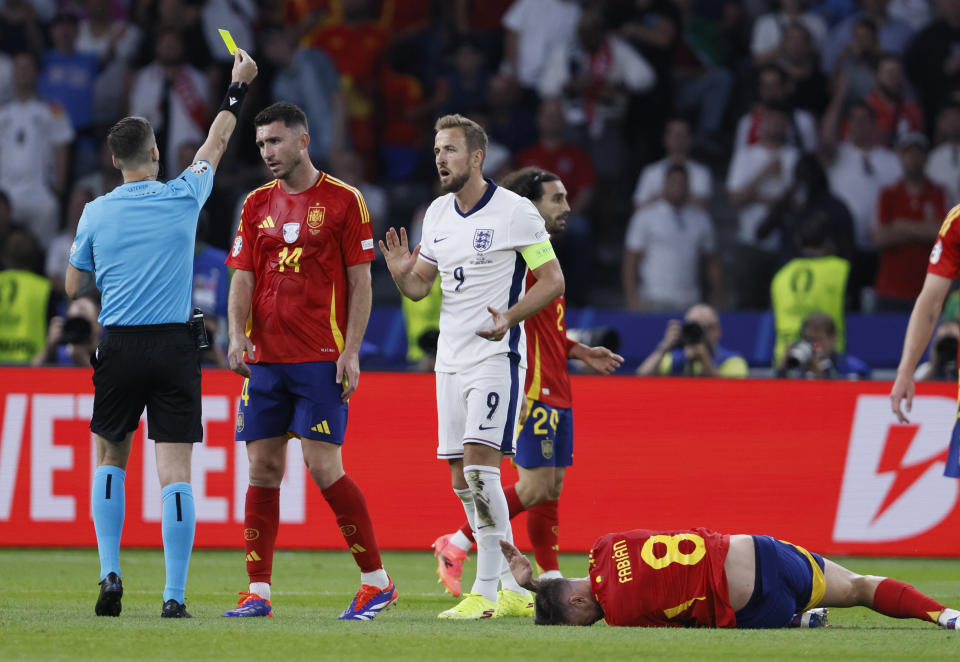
[{"left": 65, "top": 49, "right": 257, "bottom": 619}]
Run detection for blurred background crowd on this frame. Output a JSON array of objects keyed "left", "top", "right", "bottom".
[{"left": 2, "top": 0, "right": 960, "bottom": 378}]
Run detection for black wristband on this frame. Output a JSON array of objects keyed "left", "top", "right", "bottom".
[{"left": 218, "top": 82, "right": 248, "bottom": 117}]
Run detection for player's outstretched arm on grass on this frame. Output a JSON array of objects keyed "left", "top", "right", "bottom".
[
  {"left": 379, "top": 226, "right": 438, "bottom": 301},
  {"left": 891, "top": 272, "right": 951, "bottom": 423},
  {"left": 477, "top": 258, "right": 564, "bottom": 341},
  {"left": 500, "top": 539, "right": 539, "bottom": 592}
]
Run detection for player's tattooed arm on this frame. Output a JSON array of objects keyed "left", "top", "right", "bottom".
[{"left": 500, "top": 539, "right": 540, "bottom": 592}]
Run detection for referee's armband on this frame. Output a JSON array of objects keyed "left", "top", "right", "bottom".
[
  {"left": 520, "top": 240, "right": 557, "bottom": 270},
  {"left": 218, "top": 82, "right": 248, "bottom": 118}
]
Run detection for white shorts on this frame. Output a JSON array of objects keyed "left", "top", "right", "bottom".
[{"left": 436, "top": 354, "right": 525, "bottom": 460}]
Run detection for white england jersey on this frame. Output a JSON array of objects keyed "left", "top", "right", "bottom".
[{"left": 419, "top": 180, "right": 548, "bottom": 373}]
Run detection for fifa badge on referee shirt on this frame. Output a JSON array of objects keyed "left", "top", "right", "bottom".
[
  {"left": 283, "top": 222, "right": 301, "bottom": 243},
  {"left": 307, "top": 205, "right": 325, "bottom": 234}
]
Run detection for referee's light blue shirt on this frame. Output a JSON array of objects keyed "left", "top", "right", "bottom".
[{"left": 69, "top": 161, "right": 215, "bottom": 326}]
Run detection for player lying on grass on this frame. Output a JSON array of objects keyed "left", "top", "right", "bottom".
[{"left": 500, "top": 527, "right": 960, "bottom": 629}]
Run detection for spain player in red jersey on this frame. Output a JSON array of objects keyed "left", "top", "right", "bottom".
[
  {"left": 222, "top": 102, "right": 396, "bottom": 620},
  {"left": 432, "top": 168, "right": 623, "bottom": 597},
  {"left": 501, "top": 529, "right": 960, "bottom": 629},
  {"left": 891, "top": 203, "right": 960, "bottom": 475}
]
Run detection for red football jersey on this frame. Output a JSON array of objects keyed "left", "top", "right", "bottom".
[
  {"left": 875, "top": 179, "right": 946, "bottom": 300},
  {"left": 225, "top": 173, "right": 375, "bottom": 364},
  {"left": 524, "top": 270, "right": 576, "bottom": 408},
  {"left": 588, "top": 528, "right": 736, "bottom": 628}
]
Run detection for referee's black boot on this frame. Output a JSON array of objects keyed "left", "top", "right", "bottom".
[
  {"left": 161, "top": 599, "right": 192, "bottom": 618},
  {"left": 95, "top": 572, "right": 123, "bottom": 616}
]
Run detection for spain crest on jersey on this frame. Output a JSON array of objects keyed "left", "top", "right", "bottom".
[
  {"left": 473, "top": 228, "right": 494, "bottom": 253},
  {"left": 283, "top": 222, "right": 300, "bottom": 243},
  {"left": 307, "top": 205, "right": 325, "bottom": 234}
]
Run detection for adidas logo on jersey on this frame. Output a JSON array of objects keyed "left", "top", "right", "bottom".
[
  {"left": 311, "top": 421, "right": 331, "bottom": 434},
  {"left": 259, "top": 216, "right": 275, "bottom": 229}
]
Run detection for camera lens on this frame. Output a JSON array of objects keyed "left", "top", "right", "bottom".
[{"left": 680, "top": 322, "right": 704, "bottom": 346}]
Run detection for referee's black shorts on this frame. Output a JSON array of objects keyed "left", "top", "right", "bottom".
[{"left": 90, "top": 324, "right": 202, "bottom": 444}]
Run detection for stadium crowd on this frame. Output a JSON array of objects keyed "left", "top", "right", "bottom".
[{"left": 1, "top": 0, "right": 958, "bottom": 377}]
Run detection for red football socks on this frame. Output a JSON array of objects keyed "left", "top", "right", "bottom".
[
  {"left": 872, "top": 578, "right": 945, "bottom": 623},
  {"left": 458, "top": 483, "right": 527, "bottom": 543},
  {"left": 321, "top": 474, "right": 383, "bottom": 572},
  {"left": 244, "top": 485, "right": 280, "bottom": 584},
  {"left": 526, "top": 499, "right": 560, "bottom": 572}
]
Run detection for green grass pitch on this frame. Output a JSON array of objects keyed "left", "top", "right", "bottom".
[{"left": 1, "top": 549, "right": 958, "bottom": 661}]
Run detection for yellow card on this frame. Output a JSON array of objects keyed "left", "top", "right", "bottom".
[{"left": 218, "top": 29, "right": 238, "bottom": 55}]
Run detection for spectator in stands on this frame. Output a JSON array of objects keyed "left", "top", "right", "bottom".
[
  {"left": 751, "top": 0, "right": 828, "bottom": 68},
  {"left": 329, "top": 149, "right": 389, "bottom": 240},
  {"left": 39, "top": 12, "right": 99, "bottom": 143},
  {"left": 822, "top": 0, "right": 914, "bottom": 74},
  {"left": 32, "top": 295, "right": 100, "bottom": 367},
  {"left": 770, "top": 211, "right": 851, "bottom": 366},
  {"left": 0, "top": 227, "right": 50, "bottom": 365},
  {"left": 887, "top": 0, "right": 931, "bottom": 31},
  {"left": 501, "top": 0, "right": 581, "bottom": 102},
  {"left": 617, "top": 0, "right": 683, "bottom": 158},
  {"left": 623, "top": 164, "right": 723, "bottom": 311},
  {"left": 905, "top": 0, "right": 960, "bottom": 142},
  {"left": 670, "top": 0, "right": 736, "bottom": 151},
  {"left": 756, "top": 152, "right": 856, "bottom": 265},
  {"left": 516, "top": 98, "right": 595, "bottom": 303},
  {"left": 829, "top": 17, "right": 881, "bottom": 104},
  {"left": 45, "top": 186, "right": 93, "bottom": 299},
  {"left": 821, "top": 100, "right": 902, "bottom": 300},
  {"left": 0, "top": 192, "right": 12, "bottom": 247},
  {"left": 76, "top": 0, "right": 141, "bottom": 127},
  {"left": 0, "top": 52, "right": 74, "bottom": 250},
  {"left": 128, "top": 27, "right": 210, "bottom": 174},
  {"left": 777, "top": 311, "right": 869, "bottom": 379},
  {"left": 538, "top": 7, "right": 656, "bottom": 175},
  {"left": 926, "top": 103, "right": 960, "bottom": 205},
  {"left": 727, "top": 103, "right": 801, "bottom": 309},
  {"left": 453, "top": 0, "right": 513, "bottom": 65},
  {"left": 0, "top": 0, "right": 45, "bottom": 57},
  {"left": 304, "top": 0, "right": 389, "bottom": 172},
  {"left": 74, "top": 139, "right": 122, "bottom": 198},
  {"left": 733, "top": 65, "right": 817, "bottom": 157},
  {"left": 262, "top": 24, "right": 345, "bottom": 168},
  {"left": 915, "top": 319, "right": 959, "bottom": 381},
  {"left": 485, "top": 74, "right": 538, "bottom": 153},
  {"left": 199, "top": 0, "right": 254, "bottom": 69},
  {"left": 633, "top": 117, "right": 712, "bottom": 210},
  {"left": 873, "top": 132, "right": 946, "bottom": 311},
  {"left": 439, "top": 37, "right": 491, "bottom": 117},
  {"left": 777, "top": 21, "right": 829, "bottom": 115},
  {"left": 636, "top": 303, "right": 748, "bottom": 377},
  {"left": 865, "top": 54, "right": 923, "bottom": 148},
  {"left": 136, "top": 0, "right": 212, "bottom": 71}
]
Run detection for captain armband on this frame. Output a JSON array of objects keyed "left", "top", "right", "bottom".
[{"left": 520, "top": 240, "right": 557, "bottom": 270}]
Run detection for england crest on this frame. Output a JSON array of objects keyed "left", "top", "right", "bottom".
[
  {"left": 283, "top": 222, "right": 300, "bottom": 243},
  {"left": 473, "top": 228, "right": 494, "bottom": 253}
]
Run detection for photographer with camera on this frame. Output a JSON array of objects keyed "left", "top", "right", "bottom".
[
  {"left": 636, "top": 304, "right": 748, "bottom": 377},
  {"left": 914, "top": 320, "right": 959, "bottom": 382},
  {"left": 32, "top": 296, "right": 101, "bottom": 367},
  {"left": 776, "top": 311, "right": 869, "bottom": 379}
]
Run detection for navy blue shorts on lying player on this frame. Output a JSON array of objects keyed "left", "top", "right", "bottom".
[
  {"left": 734, "top": 535, "right": 826, "bottom": 628},
  {"left": 514, "top": 400, "right": 573, "bottom": 469},
  {"left": 235, "top": 362, "right": 347, "bottom": 444}
]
